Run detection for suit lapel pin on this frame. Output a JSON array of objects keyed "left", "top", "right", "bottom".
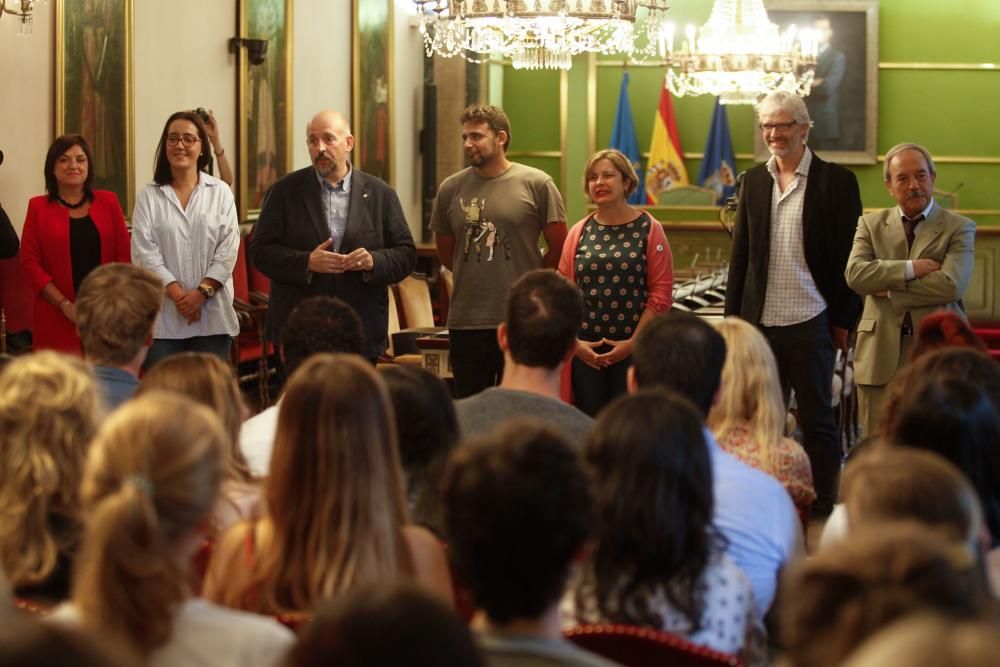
[{"left": 363, "top": 192, "right": 369, "bottom": 199}]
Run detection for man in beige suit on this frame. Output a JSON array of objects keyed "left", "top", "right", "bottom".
[{"left": 845, "top": 143, "right": 975, "bottom": 437}]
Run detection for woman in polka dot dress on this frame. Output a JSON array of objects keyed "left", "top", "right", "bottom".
[{"left": 558, "top": 149, "right": 674, "bottom": 416}]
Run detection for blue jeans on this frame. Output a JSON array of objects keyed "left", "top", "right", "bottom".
[{"left": 142, "top": 335, "right": 233, "bottom": 373}]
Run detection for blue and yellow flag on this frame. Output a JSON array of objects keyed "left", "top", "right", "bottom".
[
  {"left": 609, "top": 72, "right": 646, "bottom": 205},
  {"left": 697, "top": 98, "right": 738, "bottom": 205}
]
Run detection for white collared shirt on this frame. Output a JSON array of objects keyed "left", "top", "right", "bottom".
[
  {"left": 131, "top": 172, "right": 240, "bottom": 339},
  {"left": 317, "top": 166, "right": 353, "bottom": 251},
  {"left": 900, "top": 198, "right": 936, "bottom": 281},
  {"left": 760, "top": 148, "right": 828, "bottom": 326}
]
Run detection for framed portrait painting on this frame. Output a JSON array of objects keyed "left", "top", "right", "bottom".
[
  {"left": 238, "top": 0, "right": 293, "bottom": 220},
  {"left": 55, "top": 0, "right": 134, "bottom": 215},
  {"left": 757, "top": 0, "right": 879, "bottom": 164},
  {"left": 353, "top": 0, "right": 393, "bottom": 183}
]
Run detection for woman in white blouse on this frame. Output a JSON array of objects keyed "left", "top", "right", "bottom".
[{"left": 131, "top": 110, "right": 239, "bottom": 370}]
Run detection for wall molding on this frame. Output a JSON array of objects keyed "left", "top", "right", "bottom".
[{"left": 879, "top": 62, "right": 998, "bottom": 71}]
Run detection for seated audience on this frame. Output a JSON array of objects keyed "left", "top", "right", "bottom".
[
  {"left": 379, "top": 365, "right": 459, "bottom": 536},
  {"left": 75, "top": 262, "right": 163, "bottom": 411},
  {"left": 708, "top": 318, "right": 816, "bottom": 516},
  {"left": 443, "top": 420, "right": 617, "bottom": 667},
  {"left": 0, "top": 352, "right": 102, "bottom": 604},
  {"left": 52, "top": 392, "right": 295, "bottom": 665},
  {"left": 205, "top": 354, "right": 452, "bottom": 614},
  {"left": 909, "top": 309, "right": 988, "bottom": 362},
  {"left": 240, "top": 296, "right": 363, "bottom": 476},
  {"left": 781, "top": 522, "right": 992, "bottom": 667},
  {"left": 455, "top": 269, "right": 592, "bottom": 446},
  {"left": 137, "top": 353, "right": 258, "bottom": 530},
  {"left": 563, "top": 390, "right": 763, "bottom": 665},
  {"left": 840, "top": 613, "right": 1000, "bottom": 667},
  {"left": 0, "top": 620, "right": 134, "bottom": 667},
  {"left": 286, "top": 583, "right": 483, "bottom": 667},
  {"left": 630, "top": 311, "right": 801, "bottom": 620}
]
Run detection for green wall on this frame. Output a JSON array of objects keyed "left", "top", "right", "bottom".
[{"left": 498, "top": 0, "right": 1000, "bottom": 225}]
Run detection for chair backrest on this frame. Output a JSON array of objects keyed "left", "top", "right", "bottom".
[
  {"left": 395, "top": 273, "right": 435, "bottom": 329},
  {"left": 564, "top": 624, "right": 744, "bottom": 667},
  {"left": 232, "top": 233, "right": 250, "bottom": 302},
  {"left": 246, "top": 232, "right": 271, "bottom": 296},
  {"left": 385, "top": 285, "right": 401, "bottom": 357}
]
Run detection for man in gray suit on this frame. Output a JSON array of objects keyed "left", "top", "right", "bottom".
[{"left": 845, "top": 143, "right": 975, "bottom": 437}]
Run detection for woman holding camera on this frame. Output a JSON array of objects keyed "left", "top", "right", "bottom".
[
  {"left": 131, "top": 111, "right": 239, "bottom": 369},
  {"left": 20, "top": 134, "right": 130, "bottom": 354}
]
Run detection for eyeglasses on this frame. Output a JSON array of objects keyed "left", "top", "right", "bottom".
[
  {"left": 166, "top": 133, "right": 201, "bottom": 147},
  {"left": 759, "top": 121, "right": 799, "bottom": 133}
]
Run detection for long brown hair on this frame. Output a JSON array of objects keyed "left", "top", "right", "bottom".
[
  {"left": 72, "top": 392, "right": 224, "bottom": 655},
  {"left": 254, "top": 354, "right": 411, "bottom": 612}
]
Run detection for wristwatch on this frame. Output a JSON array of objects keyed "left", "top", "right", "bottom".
[{"left": 197, "top": 282, "right": 216, "bottom": 299}]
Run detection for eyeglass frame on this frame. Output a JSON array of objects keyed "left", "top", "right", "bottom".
[
  {"left": 758, "top": 121, "right": 803, "bottom": 134},
  {"left": 166, "top": 133, "right": 202, "bottom": 147}
]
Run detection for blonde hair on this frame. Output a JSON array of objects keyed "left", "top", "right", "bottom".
[
  {"left": 229, "top": 354, "right": 410, "bottom": 613},
  {"left": 0, "top": 352, "right": 101, "bottom": 591},
  {"left": 583, "top": 148, "right": 639, "bottom": 198},
  {"left": 72, "top": 391, "right": 224, "bottom": 655},
  {"left": 137, "top": 352, "right": 251, "bottom": 483},
  {"left": 708, "top": 318, "right": 786, "bottom": 472}
]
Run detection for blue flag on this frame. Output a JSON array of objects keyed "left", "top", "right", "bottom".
[
  {"left": 610, "top": 72, "right": 646, "bottom": 205},
  {"left": 697, "top": 98, "right": 737, "bottom": 205}
]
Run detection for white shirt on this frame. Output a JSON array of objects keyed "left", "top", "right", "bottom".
[
  {"left": 51, "top": 598, "right": 294, "bottom": 667},
  {"left": 760, "top": 148, "right": 828, "bottom": 326},
  {"left": 131, "top": 172, "right": 240, "bottom": 339},
  {"left": 900, "top": 198, "right": 937, "bottom": 281},
  {"left": 240, "top": 401, "right": 280, "bottom": 477}
]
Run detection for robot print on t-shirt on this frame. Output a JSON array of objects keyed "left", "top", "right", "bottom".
[{"left": 460, "top": 197, "right": 510, "bottom": 263}]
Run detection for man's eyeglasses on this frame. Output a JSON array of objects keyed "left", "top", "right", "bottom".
[
  {"left": 166, "top": 133, "right": 201, "bottom": 147},
  {"left": 758, "top": 121, "right": 799, "bottom": 133}
]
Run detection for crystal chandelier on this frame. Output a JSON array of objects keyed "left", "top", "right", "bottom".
[
  {"left": 413, "top": 0, "right": 672, "bottom": 71},
  {"left": 1, "top": 0, "right": 38, "bottom": 35},
  {"left": 662, "top": 0, "right": 817, "bottom": 104}
]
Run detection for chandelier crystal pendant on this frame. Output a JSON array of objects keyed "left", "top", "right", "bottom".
[
  {"left": 1, "top": 0, "right": 38, "bottom": 35},
  {"left": 414, "top": 0, "right": 672, "bottom": 71},
  {"left": 662, "top": 0, "right": 817, "bottom": 104}
]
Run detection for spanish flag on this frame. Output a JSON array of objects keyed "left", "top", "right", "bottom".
[{"left": 645, "top": 84, "right": 689, "bottom": 205}]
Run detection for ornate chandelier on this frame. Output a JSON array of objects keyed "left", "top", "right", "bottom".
[
  {"left": 661, "top": 0, "right": 817, "bottom": 104},
  {"left": 1, "top": 0, "right": 38, "bottom": 35},
  {"left": 413, "top": 0, "right": 672, "bottom": 71}
]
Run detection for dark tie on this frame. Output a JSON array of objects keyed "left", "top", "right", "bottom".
[{"left": 903, "top": 214, "right": 924, "bottom": 249}]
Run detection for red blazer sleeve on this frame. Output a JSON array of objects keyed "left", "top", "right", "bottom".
[
  {"left": 19, "top": 197, "right": 56, "bottom": 296},
  {"left": 100, "top": 190, "right": 132, "bottom": 263},
  {"left": 644, "top": 213, "right": 674, "bottom": 313}
]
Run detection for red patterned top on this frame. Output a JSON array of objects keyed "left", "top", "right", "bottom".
[{"left": 716, "top": 422, "right": 817, "bottom": 513}]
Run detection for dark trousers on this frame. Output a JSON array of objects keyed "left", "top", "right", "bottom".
[
  {"left": 571, "top": 349, "right": 630, "bottom": 417},
  {"left": 449, "top": 328, "right": 504, "bottom": 399},
  {"left": 760, "top": 310, "right": 840, "bottom": 512},
  {"left": 143, "top": 335, "right": 233, "bottom": 373}
]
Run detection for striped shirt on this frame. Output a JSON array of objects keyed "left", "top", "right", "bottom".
[{"left": 317, "top": 167, "right": 352, "bottom": 251}]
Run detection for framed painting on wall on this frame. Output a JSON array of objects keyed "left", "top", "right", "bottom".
[
  {"left": 353, "top": 0, "right": 393, "bottom": 183},
  {"left": 756, "top": 0, "right": 879, "bottom": 165},
  {"left": 238, "top": 0, "right": 293, "bottom": 221},
  {"left": 55, "top": 0, "right": 134, "bottom": 215}
]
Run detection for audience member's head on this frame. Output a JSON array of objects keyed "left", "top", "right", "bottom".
[
  {"left": 137, "top": 352, "right": 252, "bottom": 483},
  {"left": 255, "top": 354, "right": 408, "bottom": 611},
  {"left": 910, "top": 310, "right": 988, "bottom": 361},
  {"left": 842, "top": 446, "right": 983, "bottom": 551},
  {"left": 0, "top": 352, "right": 101, "bottom": 599},
  {"left": 0, "top": 620, "right": 135, "bottom": 667},
  {"left": 443, "top": 420, "right": 591, "bottom": 625},
  {"left": 73, "top": 391, "right": 224, "bottom": 655},
  {"left": 502, "top": 269, "right": 583, "bottom": 370},
  {"left": 631, "top": 311, "right": 727, "bottom": 417},
  {"left": 881, "top": 371, "right": 1000, "bottom": 545},
  {"left": 75, "top": 263, "right": 162, "bottom": 368},
  {"left": 280, "top": 296, "right": 364, "bottom": 376},
  {"left": 840, "top": 613, "right": 1000, "bottom": 667},
  {"left": 708, "top": 317, "right": 786, "bottom": 451},
  {"left": 287, "top": 583, "right": 483, "bottom": 667},
  {"left": 379, "top": 365, "right": 458, "bottom": 534},
  {"left": 782, "top": 522, "right": 990, "bottom": 667},
  {"left": 579, "top": 389, "right": 718, "bottom": 629}
]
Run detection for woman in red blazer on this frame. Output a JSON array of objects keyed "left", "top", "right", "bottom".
[{"left": 20, "top": 134, "right": 131, "bottom": 354}]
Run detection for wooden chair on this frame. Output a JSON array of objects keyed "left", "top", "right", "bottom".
[
  {"left": 395, "top": 273, "right": 436, "bottom": 329},
  {"left": 231, "top": 231, "right": 273, "bottom": 408},
  {"left": 564, "top": 624, "right": 744, "bottom": 667},
  {"left": 379, "top": 286, "right": 423, "bottom": 366}
]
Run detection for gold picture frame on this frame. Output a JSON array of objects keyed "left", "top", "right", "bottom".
[
  {"left": 55, "top": 0, "right": 134, "bottom": 215},
  {"left": 238, "top": 0, "right": 294, "bottom": 221},
  {"left": 756, "top": 0, "right": 879, "bottom": 165},
  {"left": 352, "top": 0, "right": 393, "bottom": 183}
]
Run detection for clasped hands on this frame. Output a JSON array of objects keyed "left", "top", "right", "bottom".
[
  {"left": 575, "top": 337, "right": 633, "bottom": 370},
  {"left": 308, "top": 238, "right": 373, "bottom": 274}
]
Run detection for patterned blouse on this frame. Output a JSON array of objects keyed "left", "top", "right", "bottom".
[{"left": 715, "top": 421, "right": 817, "bottom": 512}]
